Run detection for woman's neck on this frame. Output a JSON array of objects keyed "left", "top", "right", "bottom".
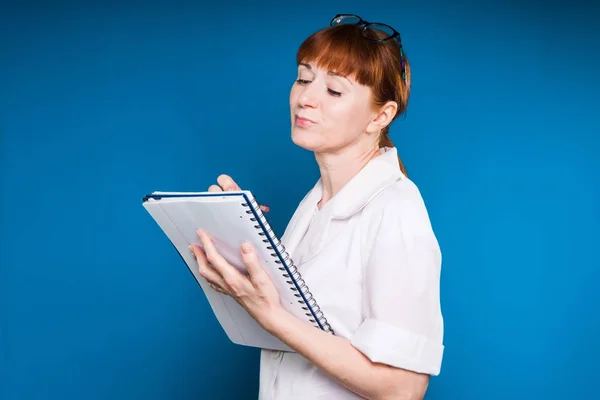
[{"left": 315, "top": 144, "right": 381, "bottom": 209}]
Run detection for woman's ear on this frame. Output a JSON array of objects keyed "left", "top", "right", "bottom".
[{"left": 366, "top": 100, "right": 398, "bottom": 134}]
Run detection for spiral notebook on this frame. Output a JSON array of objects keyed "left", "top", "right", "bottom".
[{"left": 142, "top": 190, "right": 333, "bottom": 352}]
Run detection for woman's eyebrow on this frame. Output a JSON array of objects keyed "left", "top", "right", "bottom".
[{"left": 298, "top": 63, "right": 353, "bottom": 85}]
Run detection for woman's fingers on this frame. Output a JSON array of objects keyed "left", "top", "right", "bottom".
[
  {"left": 207, "top": 175, "right": 239, "bottom": 192},
  {"left": 190, "top": 244, "right": 227, "bottom": 290},
  {"left": 217, "top": 174, "right": 241, "bottom": 191},
  {"left": 208, "top": 282, "right": 226, "bottom": 294},
  {"left": 240, "top": 242, "right": 267, "bottom": 285},
  {"left": 196, "top": 229, "right": 245, "bottom": 292}
]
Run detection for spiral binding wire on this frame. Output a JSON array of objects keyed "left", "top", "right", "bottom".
[{"left": 241, "top": 197, "right": 334, "bottom": 335}]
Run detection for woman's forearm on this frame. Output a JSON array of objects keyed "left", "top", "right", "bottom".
[{"left": 265, "top": 309, "right": 429, "bottom": 400}]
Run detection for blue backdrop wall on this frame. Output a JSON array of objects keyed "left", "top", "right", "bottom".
[{"left": 1, "top": 1, "right": 599, "bottom": 399}]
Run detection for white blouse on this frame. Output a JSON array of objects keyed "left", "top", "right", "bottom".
[{"left": 258, "top": 147, "right": 444, "bottom": 399}]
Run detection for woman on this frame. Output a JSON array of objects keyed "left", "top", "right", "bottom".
[{"left": 190, "top": 14, "right": 444, "bottom": 400}]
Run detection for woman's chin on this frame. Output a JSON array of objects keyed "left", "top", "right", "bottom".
[{"left": 291, "top": 129, "right": 322, "bottom": 151}]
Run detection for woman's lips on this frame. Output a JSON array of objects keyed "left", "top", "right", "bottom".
[{"left": 295, "top": 115, "right": 316, "bottom": 127}]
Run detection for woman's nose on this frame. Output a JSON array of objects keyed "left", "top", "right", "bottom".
[{"left": 298, "top": 86, "right": 319, "bottom": 108}]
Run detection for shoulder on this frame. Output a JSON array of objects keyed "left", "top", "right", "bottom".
[
  {"left": 365, "top": 176, "right": 436, "bottom": 230},
  {"left": 359, "top": 176, "right": 441, "bottom": 257}
]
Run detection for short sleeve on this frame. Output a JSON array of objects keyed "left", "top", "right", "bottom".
[{"left": 350, "top": 195, "right": 445, "bottom": 376}]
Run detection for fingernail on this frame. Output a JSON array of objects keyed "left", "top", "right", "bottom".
[{"left": 241, "top": 242, "right": 253, "bottom": 254}]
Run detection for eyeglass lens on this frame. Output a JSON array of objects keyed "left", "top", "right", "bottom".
[
  {"left": 363, "top": 24, "right": 395, "bottom": 41},
  {"left": 332, "top": 15, "right": 395, "bottom": 41},
  {"left": 332, "top": 15, "right": 362, "bottom": 25}
]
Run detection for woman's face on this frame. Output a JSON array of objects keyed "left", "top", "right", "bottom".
[{"left": 289, "top": 61, "right": 381, "bottom": 154}]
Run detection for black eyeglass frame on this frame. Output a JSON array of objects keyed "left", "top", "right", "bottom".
[{"left": 329, "top": 14, "right": 407, "bottom": 82}]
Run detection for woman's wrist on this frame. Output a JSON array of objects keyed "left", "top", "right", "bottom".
[{"left": 257, "top": 305, "right": 292, "bottom": 336}]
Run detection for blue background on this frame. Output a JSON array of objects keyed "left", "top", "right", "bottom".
[{"left": 2, "top": 1, "right": 599, "bottom": 399}]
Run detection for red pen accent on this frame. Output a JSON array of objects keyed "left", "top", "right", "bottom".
[{"left": 258, "top": 203, "right": 270, "bottom": 213}]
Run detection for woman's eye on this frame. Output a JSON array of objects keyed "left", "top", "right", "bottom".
[{"left": 295, "top": 78, "right": 342, "bottom": 97}]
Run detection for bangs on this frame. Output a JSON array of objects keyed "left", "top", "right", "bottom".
[{"left": 296, "top": 25, "right": 385, "bottom": 87}]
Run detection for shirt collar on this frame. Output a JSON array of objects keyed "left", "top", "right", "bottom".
[{"left": 301, "top": 146, "right": 405, "bottom": 219}]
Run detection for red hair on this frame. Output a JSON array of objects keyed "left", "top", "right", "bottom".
[{"left": 296, "top": 24, "right": 411, "bottom": 176}]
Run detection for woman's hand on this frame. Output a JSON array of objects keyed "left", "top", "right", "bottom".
[
  {"left": 209, "top": 174, "right": 270, "bottom": 212},
  {"left": 208, "top": 174, "right": 241, "bottom": 193},
  {"left": 189, "top": 174, "right": 284, "bottom": 332}
]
